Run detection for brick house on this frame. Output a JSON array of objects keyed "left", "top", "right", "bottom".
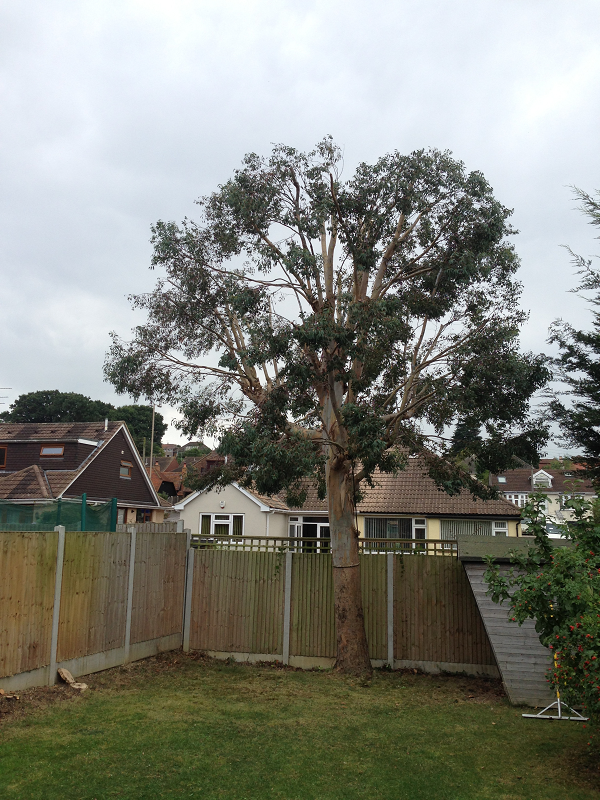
[{"left": 0, "top": 421, "right": 165, "bottom": 526}]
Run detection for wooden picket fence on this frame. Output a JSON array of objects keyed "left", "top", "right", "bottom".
[
  {"left": 184, "top": 539, "right": 496, "bottom": 674},
  {"left": 1, "top": 532, "right": 497, "bottom": 691}
]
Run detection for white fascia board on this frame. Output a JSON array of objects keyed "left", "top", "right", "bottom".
[
  {"left": 287, "top": 509, "right": 328, "bottom": 516},
  {"left": 173, "top": 483, "right": 289, "bottom": 513},
  {"left": 58, "top": 424, "right": 162, "bottom": 508},
  {"left": 232, "top": 483, "right": 276, "bottom": 512},
  {"left": 173, "top": 490, "right": 202, "bottom": 510},
  {"left": 118, "top": 423, "right": 163, "bottom": 507}
]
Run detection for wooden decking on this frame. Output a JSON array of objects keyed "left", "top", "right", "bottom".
[{"left": 463, "top": 562, "right": 553, "bottom": 707}]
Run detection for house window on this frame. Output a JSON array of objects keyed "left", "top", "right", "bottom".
[
  {"left": 0, "top": 446, "right": 6, "bottom": 468},
  {"left": 117, "top": 508, "right": 125, "bottom": 524},
  {"left": 532, "top": 471, "right": 552, "bottom": 488},
  {"left": 505, "top": 493, "right": 528, "bottom": 508},
  {"left": 441, "top": 519, "right": 508, "bottom": 538},
  {"left": 120, "top": 461, "right": 133, "bottom": 479},
  {"left": 441, "top": 519, "right": 493, "bottom": 538},
  {"left": 136, "top": 508, "right": 152, "bottom": 523},
  {"left": 40, "top": 445, "right": 64, "bottom": 457},
  {"left": 364, "top": 517, "right": 426, "bottom": 539},
  {"left": 497, "top": 476, "right": 506, "bottom": 483},
  {"left": 200, "top": 513, "right": 244, "bottom": 538}
]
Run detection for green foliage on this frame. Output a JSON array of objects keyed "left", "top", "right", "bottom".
[
  {"left": 1, "top": 390, "right": 113, "bottom": 424},
  {"left": 180, "top": 446, "right": 210, "bottom": 458},
  {"left": 549, "top": 188, "right": 600, "bottom": 485},
  {"left": 105, "top": 138, "right": 549, "bottom": 503},
  {"left": 485, "top": 493, "right": 600, "bottom": 725}
]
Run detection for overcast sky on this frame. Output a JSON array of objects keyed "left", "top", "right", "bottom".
[{"left": 1, "top": 0, "right": 599, "bottom": 448}]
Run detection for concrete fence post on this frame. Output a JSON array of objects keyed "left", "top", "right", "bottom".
[
  {"left": 123, "top": 526, "right": 137, "bottom": 664},
  {"left": 282, "top": 551, "right": 293, "bottom": 665},
  {"left": 387, "top": 552, "right": 394, "bottom": 668},
  {"left": 182, "top": 530, "right": 194, "bottom": 652},
  {"left": 49, "top": 526, "right": 66, "bottom": 685}
]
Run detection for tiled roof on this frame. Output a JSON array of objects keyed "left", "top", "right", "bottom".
[
  {"left": 173, "top": 451, "right": 225, "bottom": 474},
  {"left": 286, "top": 456, "right": 520, "bottom": 518},
  {"left": 151, "top": 456, "right": 179, "bottom": 472},
  {"left": 0, "top": 422, "right": 120, "bottom": 501},
  {"left": 0, "top": 465, "right": 52, "bottom": 499},
  {"left": 492, "top": 459, "right": 595, "bottom": 494},
  {"left": 244, "top": 487, "right": 290, "bottom": 511},
  {"left": 0, "top": 421, "right": 120, "bottom": 442},
  {"left": 149, "top": 466, "right": 183, "bottom": 492},
  {"left": 285, "top": 484, "right": 328, "bottom": 512},
  {"left": 0, "top": 422, "right": 161, "bottom": 508},
  {"left": 355, "top": 465, "right": 520, "bottom": 517},
  {"left": 45, "top": 471, "right": 79, "bottom": 497}
]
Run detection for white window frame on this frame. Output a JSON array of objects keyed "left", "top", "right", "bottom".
[
  {"left": 441, "top": 519, "right": 508, "bottom": 538},
  {"left": 505, "top": 493, "right": 528, "bottom": 508},
  {"left": 363, "top": 517, "right": 428, "bottom": 540},
  {"left": 200, "top": 513, "right": 245, "bottom": 538},
  {"left": 532, "top": 470, "right": 553, "bottom": 488}
]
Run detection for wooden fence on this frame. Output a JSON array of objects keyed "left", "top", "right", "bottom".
[
  {"left": 184, "top": 545, "right": 497, "bottom": 676},
  {"left": 1, "top": 532, "right": 498, "bottom": 691},
  {"left": 0, "top": 528, "right": 187, "bottom": 691}
]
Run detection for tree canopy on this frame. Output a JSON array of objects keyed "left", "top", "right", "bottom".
[
  {"left": 549, "top": 188, "right": 600, "bottom": 484},
  {"left": 0, "top": 390, "right": 167, "bottom": 455},
  {"left": 105, "top": 138, "right": 549, "bottom": 673},
  {"left": 0, "top": 390, "right": 113, "bottom": 424}
]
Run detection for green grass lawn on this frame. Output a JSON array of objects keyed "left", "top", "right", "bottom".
[{"left": 0, "top": 653, "right": 598, "bottom": 799}]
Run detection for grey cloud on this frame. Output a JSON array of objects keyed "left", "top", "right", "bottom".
[{"left": 1, "top": 0, "right": 599, "bottom": 445}]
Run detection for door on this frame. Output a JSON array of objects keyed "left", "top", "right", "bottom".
[{"left": 301, "top": 518, "right": 330, "bottom": 553}]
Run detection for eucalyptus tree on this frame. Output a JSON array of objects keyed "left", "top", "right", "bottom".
[{"left": 105, "top": 138, "right": 548, "bottom": 674}]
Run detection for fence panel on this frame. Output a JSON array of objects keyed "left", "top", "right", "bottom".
[
  {"left": 57, "top": 532, "right": 130, "bottom": 662},
  {"left": 290, "top": 554, "right": 336, "bottom": 658},
  {"left": 360, "top": 554, "right": 387, "bottom": 660},
  {"left": 0, "top": 531, "right": 58, "bottom": 677},
  {"left": 116, "top": 522, "right": 179, "bottom": 533},
  {"left": 190, "top": 550, "right": 284, "bottom": 654},
  {"left": 131, "top": 532, "right": 187, "bottom": 644},
  {"left": 394, "top": 555, "right": 495, "bottom": 665}
]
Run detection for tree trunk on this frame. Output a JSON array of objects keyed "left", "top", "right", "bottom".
[{"left": 327, "top": 458, "right": 372, "bottom": 676}]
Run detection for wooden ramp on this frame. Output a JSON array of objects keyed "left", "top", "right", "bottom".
[{"left": 462, "top": 559, "right": 553, "bottom": 707}]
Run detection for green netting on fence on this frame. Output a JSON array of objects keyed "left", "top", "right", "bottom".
[{"left": 0, "top": 498, "right": 117, "bottom": 531}]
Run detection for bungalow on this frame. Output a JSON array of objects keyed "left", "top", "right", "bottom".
[
  {"left": 0, "top": 421, "right": 165, "bottom": 527},
  {"left": 172, "top": 454, "right": 521, "bottom": 542}
]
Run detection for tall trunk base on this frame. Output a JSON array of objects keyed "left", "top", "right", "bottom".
[{"left": 332, "top": 563, "right": 372, "bottom": 677}]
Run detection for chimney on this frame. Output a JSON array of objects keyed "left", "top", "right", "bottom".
[{"left": 104, "top": 418, "right": 108, "bottom": 431}]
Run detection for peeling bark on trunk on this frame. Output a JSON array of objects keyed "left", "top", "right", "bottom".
[{"left": 327, "top": 458, "right": 372, "bottom": 676}]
